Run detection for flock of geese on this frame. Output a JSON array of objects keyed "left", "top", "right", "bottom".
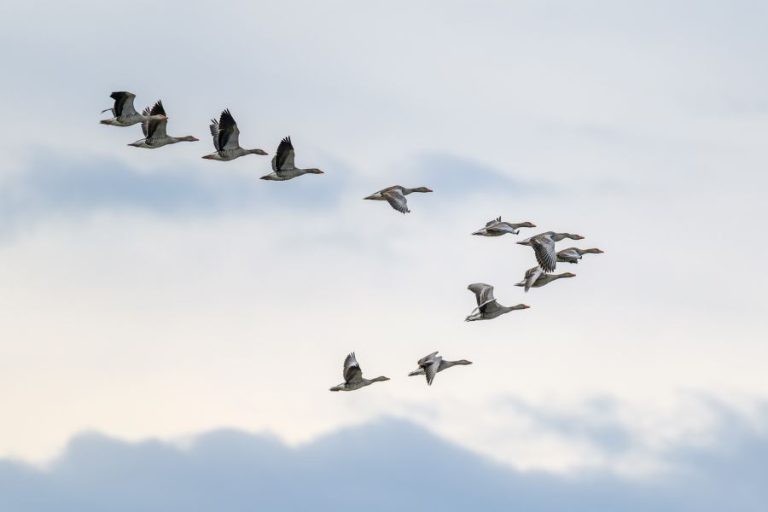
[{"left": 100, "top": 90, "right": 604, "bottom": 392}]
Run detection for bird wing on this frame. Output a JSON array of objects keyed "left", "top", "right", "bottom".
[
  {"left": 488, "top": 222, "right": 518, "bottom": 235},
  {"left": 343, "top": 352, "right": 363, "bottom": 384},
  {"left": 557, "top": 248, "right": 579, "bottom": 261},
  {"left": 468, "top": 283, "right": 495, "bottom": 307},
  {"left": 140, "top": 106, "right": 151, "bottom": 137},
  {"left": 524, "top": 266, "right": 543, "bottom": 292},
  {"left": 485, "top": 216, "right": 501, "bottom": 227},
  {"left": 382, "top": 190, "right": 410, "bottom": 213},
  {"left": 209, "top": 119, "right": 220, "bottom": 151},
  {"left": 110, "top": 91, "right": 136, "bottom": 118},
  {"left": 424, "top": 356, "right": 442, "bottom": 385},
  {"left": 145, "top": 101, "right": 167, "bottom": 140},
  {"left": 532, "top": 235, "right": 557, "bottom": 272},
  {"left": 217, "top": 109, "right": 240, "bottom": 151},
  {"left": 272, "top": 136, "right": 295, "bottom": 172},
  {"left": 417, "top": 351, "right": 439, "bottom": 366}
]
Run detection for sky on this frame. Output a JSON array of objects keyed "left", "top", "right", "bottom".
[{"left": 1, "top": 0, "right": 768, "bottom": 509}]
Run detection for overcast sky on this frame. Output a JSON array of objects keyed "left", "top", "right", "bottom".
[{"left": 1, "top": 1, "right": 767, "bottom": 507}]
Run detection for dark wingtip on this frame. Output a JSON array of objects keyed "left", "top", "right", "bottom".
[{"left": 220, "top": 109, "right": 235, "bottom": 124}]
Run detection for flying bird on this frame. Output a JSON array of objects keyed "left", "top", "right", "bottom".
[
  {"left": 557, "top": 247, "right": 604, "bottom": 264},
  {"left": 465, "top": 283, "right": 529, "bottom": 321},
  {"left": 516, "top": 267, "right": 575, "bottom": 290},
  {"left": 202, "top": 109, "right": 268, "bottom": 161},
  {"left": 472, "top": 217, "right": 536, "bottom": 236},
  {"left": 408, "top": 351, "right": 472, "bottom": 385},
  {"left": 363, "top": 186, "right": 433, "bottom": 214},
  {"left": 100, "top": 91, "right": 165, "bottom": 127},
  {"left": 329, "top": 352, "right": 390, "bottom": 392},
  {"left": 128, "top": 101, "right": 199, "bottom": 148},
  {"left": 517, "top": 231, "right": 584, "bottom": 272},
  {"left": 261, "top": 137, "right": 324, "bottom": 181}
]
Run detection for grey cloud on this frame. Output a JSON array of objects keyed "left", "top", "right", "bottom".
[
  {"left": 500, "top": 395, "right": 633, "bottom": 453},
  {"left": 1, "top": 412, "right": 767, "bottom": 512},
  {"left": 1, "top": 150, "right": 549, "bottom": 234},
  {"left": 412, "top": 152, "right": 547, "bottom": 196},
  {"left": 0, "top": 152, "right": 350, "bottom": 233}
]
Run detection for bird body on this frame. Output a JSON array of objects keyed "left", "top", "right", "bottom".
[
  {"left": 261, "top": 137, "right": 323, "bottom": 181},
  {"left": 465, "top": 283, "right": 529, "bottom": 321},
  {"left": 128, "top": 101, "right": 199, "bottom": 148},
  {"left": 202, "top": 109, "right": 268, "bottom": 161},
  {"left": 557, "top": 247, "right": 604, "bottom": 264},
  {"left": 100, "top": 91, "right": 165, "bottom": 127},
  {"left": 472, "top": 217, "right": 536, "bottom": 236},
  {"left": 364, "top": 185, "right": 433, "bottom": 213},
  {"left": 408, "top": 351, "right": 472, "bottom": 385},
  {"left": 516, "top": 267, "right": 575, "bottom": 289},
  {"left": 329, "top": 352, "right": 389, "bottom": 392}
]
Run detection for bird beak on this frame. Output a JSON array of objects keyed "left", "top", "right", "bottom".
[
  {"left": 202, "top": 154, "right": 213, "bottom": 159},
  {"left": 257, "top": 150, "right": 268, "bottom": 155},
  {"left": 363, "top": 195, "right": 375, "bottom": 200}
]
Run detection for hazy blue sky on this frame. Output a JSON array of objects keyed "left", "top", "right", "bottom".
[{"left": 1, "top": 0, "right": 767, "bottom": 509}]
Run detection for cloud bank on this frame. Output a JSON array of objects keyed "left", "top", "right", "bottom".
[{"left": 1, "top": 414, "right": 767, "bottom": 512}]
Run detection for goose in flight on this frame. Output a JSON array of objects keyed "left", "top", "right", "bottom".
[
  {"left": 100, "top": 91, "right": 166, "bottom": 127},
  {"left": 472, "top": 217, "right": 536, "bottom": 236},
  {"left": 517, "top": 232, "right": 584, "bottom": 272},
  {"left": 260, "top": 137, "right": 323, "bottom": 181},
  {"left": 516, "top": 267, "right": 575, "bottom": 290},
  {"left": 329, "top": 352, "right": 390, "bottom": 392},
  {"left": 202, "top": 109, "right": 268, "bottom": 161},
  {"left": 408, "top": 351, "right": 472, "bottom": 385},
  {"left": 465, "top": 283, "right": 529, "bottom": 321},
  {"left": 364, "top": 186, "right": 433, "bottom": 214},
  {"left": 557, "top": 247, "right": 604, "bottom": 264},
  {"left": 128, "top": 101, "right": 199, "bottom": 148}
]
